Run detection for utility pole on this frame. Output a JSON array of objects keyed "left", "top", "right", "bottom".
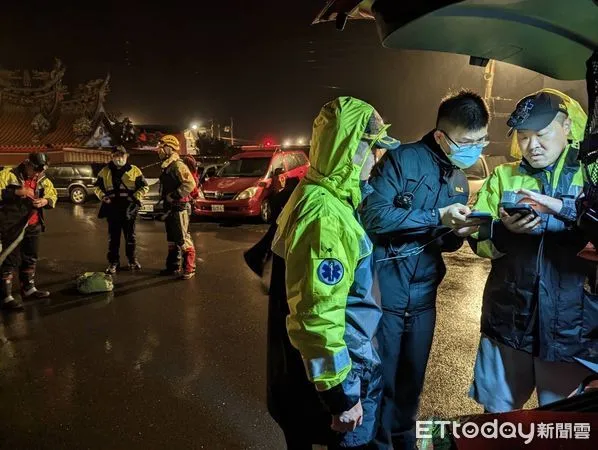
[
  {"left": 218, "top": 123, "right": 221, "bottom": 140},
  {"left": 483, "top": 59, "right": 511, "bottom": 119},
  {"left": 483, "top": 59, "right": 496, "bottom": 105},
  {"left": 230, "top": 117, "right": 234, "bottom": 146}
]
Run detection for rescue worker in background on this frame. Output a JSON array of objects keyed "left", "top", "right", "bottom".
[
  {"left": 360, "top": 90, "right": 490, "bottom": 450},
  {"left": 272, "top": 97, "right": 401, "bottom": 448},
  {"left": 95, "top": 146, "right": 149, "bottom": 274},
  {"left": 0, "top": 152, "right": 57, "bottom": 311},
  {"left": 468, "top": 90, "right": 596, "bottom": 412},
  {"left": 157, "top": 135, "right": 197, "bottom": 280}
]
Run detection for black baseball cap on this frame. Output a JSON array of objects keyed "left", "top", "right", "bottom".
[
  {"left": 507, "top": 92, "right": 568, "bottom": 136},
  {"left": 111, "top": 146, "right": 128, "bottom": 155}
]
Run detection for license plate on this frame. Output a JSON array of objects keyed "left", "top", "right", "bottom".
[
  {"left": 141, "top": 204, "right": 154, "bottom": 212},
  {"left": 211, "top": 205, "right": 225, "bottom": 212}
]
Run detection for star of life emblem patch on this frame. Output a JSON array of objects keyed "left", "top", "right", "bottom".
[{"left": 317, "top": 259, "right": 345, "bottom": 286}]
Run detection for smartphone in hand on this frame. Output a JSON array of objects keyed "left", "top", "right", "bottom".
[
  {"left": 466, "top": 211, "right": 493, "bottom": 223},
  {"left": 500, "top": 202, "right": 539, "bottom": 219}
]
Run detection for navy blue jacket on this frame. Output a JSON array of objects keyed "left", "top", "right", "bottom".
[{"left": 361, "top": 132, "right": 469, "bottom": 314}]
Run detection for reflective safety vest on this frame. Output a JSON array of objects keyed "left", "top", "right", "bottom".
[{"left": 94, "top": 163, "right": 148, "bottom": 202}]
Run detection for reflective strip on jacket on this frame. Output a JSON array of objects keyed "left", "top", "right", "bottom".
[
  {"left": 94, "top": 163, "right": 149, "bottom": 202},
  {"left": 272, "top": 97, "right": 382, "bottom": 414}
]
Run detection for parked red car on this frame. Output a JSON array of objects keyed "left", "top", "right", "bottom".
[{"left": 194, "top": 146, "right": 310, "bottom": 222}]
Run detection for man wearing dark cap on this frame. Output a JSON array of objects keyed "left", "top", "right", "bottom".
[
  {"left": 0, "top": 152, "right": 57, "bottom": 311},
  {"left": 95, "top": 146, "right": 149, "bottom": 274},
  {"left": 468, "top": 90, "right": 596, "bottom": 412}
]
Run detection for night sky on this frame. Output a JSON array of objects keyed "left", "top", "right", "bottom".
[{"left": 0, "top": 0, "right": 586, "bottom": 150}]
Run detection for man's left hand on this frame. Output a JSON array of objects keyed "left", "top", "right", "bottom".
[
  {"left": 517, "top": 189, "right": 562, "bottom": 215},
  {"left": 32, "top": 198, "right": 48, "bottom": 208},
  {"left": 331, "top": 399, "right": 363, "bottom": 433}
]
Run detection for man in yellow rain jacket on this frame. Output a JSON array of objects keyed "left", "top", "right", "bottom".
[
  {"left": 95, "top": 146, "right": 148, "bottom": 274},
  {"left": 468, "top": 90, "right": 597, "bottom": 412},
  {"left": 0, "top": 152, "right": 57, "bottom": 311},
  {"left": 272, "top": 96, "right": 400, "bottom": 448}
]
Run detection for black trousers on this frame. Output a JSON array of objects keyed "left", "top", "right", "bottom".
[
  {"left": 1, "top": 223, "right": 42, "bottom": 285},
  {"left": 107, "top": 216, "right": 137, "bottom": 264},
  {"left": 375, "top": 308, "right": 437, "bottom": 450}
]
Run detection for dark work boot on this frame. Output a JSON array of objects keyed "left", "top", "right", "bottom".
[
  {"left": 21, "top": 273, "right": 50, "bottom": 299},
  {"left": 128, "top": 260, "right": 142, "bottom": 271},
  {"left": 105, "top": 262, "right": 120, "bottom": 275},
  {"left": 2, "top": 275, "right": 24, "bottom": 312},
  {"left": 162, "top": 244, "right": 181, "bottom": 276}
]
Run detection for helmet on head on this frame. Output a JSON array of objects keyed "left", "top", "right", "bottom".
[
  {"left": 159, "top": 135, "right": 180, "bottom": 151},
  {"left": 27, "top": 152, "right": 49, "bottom": 171}
]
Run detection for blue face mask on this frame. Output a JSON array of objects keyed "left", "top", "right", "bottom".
[{"left": 446, "top": 142, "right": 484, "bottom": 169}]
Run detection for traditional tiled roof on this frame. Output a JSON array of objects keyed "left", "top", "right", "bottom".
[
  {"left": 0, "top": 60, "right": 110, "bottom": 151},
  {"left": 0, "top": 109, "right": 85, "bottom": 150}
]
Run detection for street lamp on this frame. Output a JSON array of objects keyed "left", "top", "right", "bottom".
[
  {"left": 283, "top": 139, "right": 292, "bottom": 147},
  {"left": 297, "top": 138, "right": 306, "bottom": 145}
]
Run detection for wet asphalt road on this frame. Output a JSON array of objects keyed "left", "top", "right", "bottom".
[{"left": 1, "top": 203, "right": 499, "bottom": 449}]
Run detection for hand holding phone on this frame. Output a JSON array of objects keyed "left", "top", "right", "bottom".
[
  {"left": 499, "top": 202, "right": 542, "bottom": 234},
  {"left": 451, "top": 211, "right": 491, "bottom": 237},
  {"left": 500, "top": 202, "right": 539, "bottom": 219}
]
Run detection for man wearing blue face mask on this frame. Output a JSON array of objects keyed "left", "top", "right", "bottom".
[{"left": 360, "top": 90, "right": 490, "bottom": 450}]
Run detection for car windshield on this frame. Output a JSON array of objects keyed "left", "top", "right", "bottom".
[
  {"left": 218, "top": 158, "right": 270, "bottom": 177},
  {"left": 464, "top": 158, "right": 486, "bottom": 180}
]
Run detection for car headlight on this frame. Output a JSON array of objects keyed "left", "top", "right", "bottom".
[
  {"left": 197, "top": 188, "right": 205, "bottom": 200},
  {"left": 235, "top": 187, "right": 258, "bottom": 200}
]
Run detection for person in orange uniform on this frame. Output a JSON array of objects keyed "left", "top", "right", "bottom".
[{"left": 157, "top": 135, "right": 197, "bottom": 280}]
